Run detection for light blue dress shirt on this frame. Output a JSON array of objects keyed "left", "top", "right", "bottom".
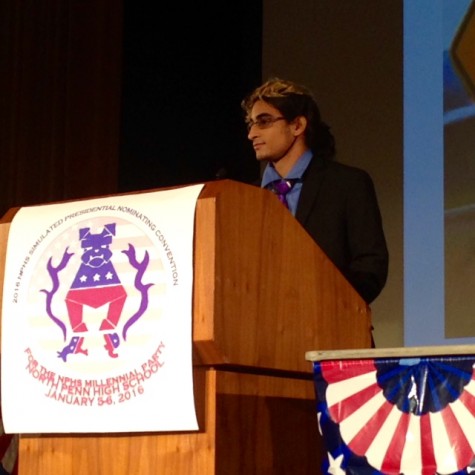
[{"left": 261, "top": 150, "right": 313, "bottom": 216}]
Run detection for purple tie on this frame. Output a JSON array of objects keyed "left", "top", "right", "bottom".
[{"left": 271, "top": 179, "right": 295, "bottom": 209}]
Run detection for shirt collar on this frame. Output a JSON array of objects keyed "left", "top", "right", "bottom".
[{"left": 261, "top": 150, "right": 313, "bottom": 188}]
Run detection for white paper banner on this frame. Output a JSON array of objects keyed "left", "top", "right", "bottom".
[{"left": 1, "top": 184, "right": 204, "bottom": 433}]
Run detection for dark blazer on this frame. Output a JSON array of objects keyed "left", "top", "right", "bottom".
[{"left": 295, "top": 156, "right": 388, "bottom": 303}]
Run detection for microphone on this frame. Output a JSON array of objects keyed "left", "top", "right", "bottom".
[{"left": 215, "top": 167, "right": 228, "bottom": 180}]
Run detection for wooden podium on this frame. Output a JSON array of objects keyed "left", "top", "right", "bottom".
[{"left": 0, "top": 180, "right": 372, "bottom": 474}]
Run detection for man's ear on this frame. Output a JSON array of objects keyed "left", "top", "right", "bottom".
[{"left": 291, "top": 116, "right": 307, "bottom": 137}]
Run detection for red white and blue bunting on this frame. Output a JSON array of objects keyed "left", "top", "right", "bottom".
[{"left": 312, "top": 356, "right": 475, "bottom": 474}]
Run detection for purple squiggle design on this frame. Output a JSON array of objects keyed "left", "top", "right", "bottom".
[
  {"left": 122, "top": 244, "right": 153, "bottom": 340},
  {"left": 40, "top": 248, "right": 74, "bottom": 340}
]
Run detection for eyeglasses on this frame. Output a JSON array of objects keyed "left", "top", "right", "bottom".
[{"left": 246, "top": 115, "right": 286, "bottom": 131}]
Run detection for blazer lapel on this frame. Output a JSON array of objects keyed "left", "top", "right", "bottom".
[{"left": 295, "top": 156, "right": 326, "bottom": 226}]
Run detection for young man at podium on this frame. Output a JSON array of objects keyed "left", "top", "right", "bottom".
[{"left": 242, "top": 77, "right": 388, "bottom": 304}]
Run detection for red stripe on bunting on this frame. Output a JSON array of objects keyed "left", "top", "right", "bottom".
[
  {"left": 380, "top": 411, "right": 410, "bottom": 474},
  {"left": 440, "top": 404, "right": 474, "bottom": 471},
  {"left": 420, "top": 414, "right": 437, "bottom": 475},
  {"left": 347, "top": 400, "right": 393, "bottom": 455},
  {"left": 321, "top": 359, "right": 376, "bottom": 383},
  {"left": 328, "top": 382, "right": 381, "bottom": 421},
  {"left": 459, "top": 389, "right": 475, "bottom": 417}
]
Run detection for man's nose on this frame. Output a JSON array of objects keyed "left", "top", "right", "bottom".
[{"left": 247, "top": 124, "right": 259, "bottom": 140}]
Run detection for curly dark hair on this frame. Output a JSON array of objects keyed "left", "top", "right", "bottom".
[{"left": 241, "top": 77, "right": 335, "bottom": 158}]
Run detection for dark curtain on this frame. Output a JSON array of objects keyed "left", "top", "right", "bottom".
[
  {"left": 0, "top": 1, "right": 262, "bottom": 218},
  {"left": 118, "top": 2, "right": 262, "bottom": 192},
  {"left": 0, "top": 1, "right": 123, "bottom": 217}
]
